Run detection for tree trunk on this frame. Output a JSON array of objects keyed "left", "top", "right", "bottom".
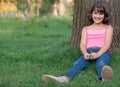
[
  {"left": 35, "top": 0, "right": 42, "bottom": 17},
  {"left": 71, "top": 0, "right": 120, "bottom": 49},
  {"left": 109, "top": 0, "right": 120, "bottom": 49},
  {"left": 25, "top": 0, "right": 31, "bottom": 17},
  {"left": 58, "top": 0, "right": 66, "bottom": 16}
]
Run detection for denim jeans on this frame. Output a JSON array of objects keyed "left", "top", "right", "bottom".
[{"left": 65, "top": 48, "right": 111, "bottom": 80}]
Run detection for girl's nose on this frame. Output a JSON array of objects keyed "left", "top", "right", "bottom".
[{"left": 96, "top": 14, "right": 100, "bottom": 17}]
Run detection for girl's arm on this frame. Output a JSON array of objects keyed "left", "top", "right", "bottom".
[
  {"left": 80, "top": 27, "right": 87, "bottom": 54},
  {"left": 97, "top": 25, "right": 113, "bottom": 56},
  {"left": 80, "top": 27, "right": 91, "bottom": 60}
]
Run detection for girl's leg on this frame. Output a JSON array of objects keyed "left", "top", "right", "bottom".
[
  {"left": 65, "top": 55, "right": 92, "bottom": 79},
  {"left": 96, "top": 51, "right": 111, "bottom": 80},
  {"left": 42, "top": 55, "right": 92, "bottom": 83}
]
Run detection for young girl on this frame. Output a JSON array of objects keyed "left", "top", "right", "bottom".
[{"left": 42, "top": 1, "right": 113, "bottom": 82}]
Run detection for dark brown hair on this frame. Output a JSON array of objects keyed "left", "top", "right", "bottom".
[{"left": 88, "top": 1, "right": 110, "bottom": 24}]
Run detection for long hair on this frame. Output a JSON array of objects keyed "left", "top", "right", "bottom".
[{"left": 88, "top": 1, "right": 110, "bottom": 24}]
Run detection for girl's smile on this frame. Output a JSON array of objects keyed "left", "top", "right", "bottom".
[{"left": 92, "top": 11, "right": 105, "bottom": 24}]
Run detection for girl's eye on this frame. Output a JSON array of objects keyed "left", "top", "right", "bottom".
[
  {"left": 99, "top": 12, "right": 104, "bottom": 15},
  {"left": 93, "top": 11, "right": 98, "bottom": 14},
  {"left": 93, "top": 12, "right": 104, "bottom": 15},
  {"left": 93, "top": 12, "right": 98, "bottom": 14},
  {"left": 94, "top": 12, "right": 97, "bottom": 14}
]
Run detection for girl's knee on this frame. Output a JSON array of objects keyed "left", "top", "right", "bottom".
[
  {"left": 73, "top": 60, "right": 80, "bottom": 66},
  {"left": 73, "top": 56, "right": 84, "bottom": 66},
  {"left": 97, "top": 61, "right": 106, "bottom": 67}
]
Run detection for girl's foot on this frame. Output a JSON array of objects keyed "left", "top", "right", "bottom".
[
  {"left": 102, "top": 66, "right": 113, "bottom": 82},
  {"left": 42, "top": 75, "right": 70, "bottom": 83}
]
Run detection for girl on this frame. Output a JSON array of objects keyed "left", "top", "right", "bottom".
[{"left": 42, "top": 1, "right": 113, "bottom": 83}]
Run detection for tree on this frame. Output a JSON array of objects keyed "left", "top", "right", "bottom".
[
  {"left": 34, "top": 0, "right": 42, "bottom": 17},
  {"left": 40, "top": 0, "right": 56, "bottom": 15},
  {"left": 25, "top": 0, "right": 31, "bottom": 17},
  {"left": 70, "top": 0, "right": 120, "bottom": 50},
  {"left": 16, "top": 0, "right": 26, "bottom": 12},
  {"left": 17, "top": 0, "right": 42, "bottom": 17}
]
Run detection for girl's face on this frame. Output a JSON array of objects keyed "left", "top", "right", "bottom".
[{"left": 92, "top": 9, "right": 105, "bottom": 24}]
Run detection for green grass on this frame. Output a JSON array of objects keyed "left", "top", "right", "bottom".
[{"left": 0, "top": 17, "right": 120, "bottom": 87}]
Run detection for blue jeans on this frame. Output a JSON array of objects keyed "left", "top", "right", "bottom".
[{"left": 65, "top": 48, "right": 111, "bottom": 80}]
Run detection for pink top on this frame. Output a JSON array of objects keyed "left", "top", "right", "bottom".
[{"left": 86, "top": 27, "right": 107, "bottom": 49}]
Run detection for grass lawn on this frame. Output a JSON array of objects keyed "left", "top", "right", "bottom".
[{"left": 0, "top": 17, "right": 120, "bottom": 87}]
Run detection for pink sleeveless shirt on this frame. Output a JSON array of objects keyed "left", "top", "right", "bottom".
[{"left": 86, "top": 27, "right": 107, "bottom": 49}]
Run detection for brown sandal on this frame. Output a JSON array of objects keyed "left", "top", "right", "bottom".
[{"left": 102, "top": 66, "right": 113, "bottom": 82}]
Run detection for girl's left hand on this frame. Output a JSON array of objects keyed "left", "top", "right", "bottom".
[{"left": 89, "top": 52, "right": 100, "bottom": 60}]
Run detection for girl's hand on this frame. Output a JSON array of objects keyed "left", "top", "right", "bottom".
[
  {"left": 84, "top": 53, "right": 91, "bottom": 60},
  {"left": 89, "top": 52, "right": 100, "bottom": 60}
]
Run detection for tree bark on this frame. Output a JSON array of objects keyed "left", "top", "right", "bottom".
[
  {"left": 25, "top": 0, "right": 31, "bottom": 17},
  {"left": 109, "top": 0, "right": 120, "bottom": 49},
  {"left": 71, "top": 0, "right": 120, "bottom": 49},
  {"left": 58, "top": 0, "right": 66, "bottom": 15},
  {"left": 35, "top": 0, "right": 42, "bottom": 17}
]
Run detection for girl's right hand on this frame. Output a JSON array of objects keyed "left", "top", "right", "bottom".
[{"left": 84, "top": 53, "right": 91, "bottom": 60}]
